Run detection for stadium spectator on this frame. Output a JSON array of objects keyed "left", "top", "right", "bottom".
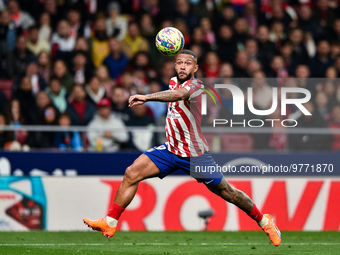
[
  {"left": 315, "top": 91, "right": 330, "bottom": 119},
  {"left": 54, "top": 113, "right": 83, "bottom": 151},
  {"left": 95, "top": 65, "right": 115, "bottom": 98},
  {"left": 280, "top": 41, "right": 298, "bottom": 76},
  {"left": 85, "top": 76, "right": 106, "bottom": 106},
  {"left": 251, "top": 71, "right": 273, "bottom": 110},
  {"left": 138, "top": 0, "right": 162, "bottom": 22},
  {"left": 6, "top": 35, "right": 37, "bottom": 79},
  {"left": 121, "top": 22, "right": 149, "bottom": 58},
  {"left": 328, "top": 104, "right": 340, "bottom": 151},
  {"left": 298, "top": 4, "right": 324, "bottom": 41},
  {"left": 87, "top": 98, "right": 128, "bottom": 152},
  {"left": 52, "top": 60, "right": 75, "bottom": 93},
  {"left": 27, "top": 25, "right": 50, "bottom": 56},
  {"left": 202, "top": 51, "right": 220, "bottom": 78},
  {"left": 127, "top": 104, "right": 156, "bottom": 151},
  {"left": 5, "top": 99, "right": 28, "bottom": 145},
  {"left": 219, "top": 62, "right": 234, "bottom": 78},
  {"left": 309, "top": 40, "right": 333, "bottom": 78},
  {"left": 200, "top": 17, "right": 216, "bottom": 49},
  {"left": 173, "top": 0, "right": 199, "bottom": 33},
  {"left": 71, "top": 50, "right": 94, "bottom": 85},
  {"left": 233, "top": 51, "right": 249, "bottom": 78},
  {"left": 269, "top": 21, "right": 286, "bottom": 47},
  {"left": 104, "top": 37, "right": 129, "bottom": 80},
  {"left": 243, "top": 2, "right": 258, "bottom": 38},
  {"left": 66, "top": 85, "right": 96, "bottom": 126},
  {"left": 145, "top": 80, "right": 167, "bottom": 121},
  {"left": 29, "top": 105, "right": 58, "bottom": 148},
  {"left": 214, "top": 4, "right": 237, "bottom": 28},
  {"left": 295, "top": 65, "right": 317, "bottom": 101},
  {"left": 28, "top": 91, "right": 52, "bottom": 125},
  {"left": 244, "top": 39, "right": 259, "bottom": 66},
  {"left": 39, "top": 12, "right": 52, "bottom": 43},
  {"left": 130, "top": 51, "right": 157, "bottom": 81},
  {"left": 22, "top": 61, "right": 48, "bottom": 95},
  {"left": 88, "top": 17, "right": 110, "bottom": 67},
  {"left": 13, "top": 76, "right": 36, "bottom": 123},
  {"left": 313, "top": 0, "right": 336, "bottom": 28},
  {"left": 119, "top": 70, "right": 137, "bottom": 97},
  {"left": 1, "top": 0, "right": 340, "bottom": 152},
  {"left": 0, "top": 90, "right": 7, "bottom": 114},
  {"left": 216, "top": 24, "right": 237, "bottom": 63},
  {"left": 159, "top": 61, "right": 176, "bottom": 90},
  {"left": 288, "top": 28, "right": 309, "bottom": 65},
  {"left": 111, "top": 86, "right": 132, "bottom": 124},
  {"left": 106, "top": 1, "right": 128, "bottom": 40},
  {"left": 50, "top": 20, "right": 76, "bottom": 61},
  {"left": 111, "top": 87, "right": 132, "bottom": 124},
  {"left": 289, "top": 101, "right": 331, "bottom": 151},
  {"left": 266, "top": 3, "right": 293, "bottom": 33},
  {"left": 38, "top": 51, "right": 51, "bottom": 83},
  {"left": 254, "top": 107, "right": 288, "bottom": 151},
  {"left": 66, "top": 9, "right": 85, "bottom": 38},
  {"left": 0, "top": 10, "right": 17, "bottom": 73},
  {"left": 43, "top": 0, "right": 63, "bottom": 31},
  {"left": 257, "top": 25, "right": 278, "bottom": 74},
  {"left": 268, "top": 55, "right": 288, "bottom": 79},
  {"left": 7, "top": 0, "right": 35, "bottom": 30},
  {"left": 45, "top": 77, "right": 67, "bottom": 113},
  {"left": 74, "top": 37, "right": 91, "bottom": 59},
  {"left": 82, "top": 0, "right": 109, "bottom": 21},
  {"left": 233, "top": 18, "right": 249, "bottom": 50},
  {"left": 0, "top": 113, "right": 10, "bottom": 148},
  {"left": 330, "top": 42, "right": 340, "bottom": 60},
  {"left": 190, "top": 27, "right": 211, "bottom": 56},
  {"left": 140, "top": 12, "right": 157, "bottom": 41},
  {"left": 247, "top": 59, "right": 262, "bottom": 77}
]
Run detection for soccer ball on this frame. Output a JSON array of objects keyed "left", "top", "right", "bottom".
[{"left": 155, "top": 27, "right": 185, "bottom": 56}]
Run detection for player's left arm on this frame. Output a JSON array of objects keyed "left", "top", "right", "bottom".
[{"left": 129, "top": 88, "right": 189, "bottom": 107}]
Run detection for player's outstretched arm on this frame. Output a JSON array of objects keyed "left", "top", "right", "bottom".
[{"left": 129, "top": 88, "right": 189, "bottom": 107}]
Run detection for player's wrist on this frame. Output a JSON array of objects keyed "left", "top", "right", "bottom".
[{"left": 144, "top": 95, "right": 150, "bottom": 102}]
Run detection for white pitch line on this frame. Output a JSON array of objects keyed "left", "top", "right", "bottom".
[{"left": 0, "top": 243, "right": 339, "bottom": 246}]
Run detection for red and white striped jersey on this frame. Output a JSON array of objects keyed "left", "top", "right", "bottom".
[{"left": 165, "top": 77, "right": 209, "bottom": 157}]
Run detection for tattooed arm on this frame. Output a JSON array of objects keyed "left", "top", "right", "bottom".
[{"left": 128, "top": 88, "right": 189, "bottom": 107}]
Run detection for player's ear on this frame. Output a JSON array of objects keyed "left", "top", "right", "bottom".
[{"left": 194, "top": 64, "right": 199, "bottom": 72}]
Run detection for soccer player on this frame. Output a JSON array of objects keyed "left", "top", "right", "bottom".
[{"left": 83, "top": 50, "right": 281, "bottom": 246}]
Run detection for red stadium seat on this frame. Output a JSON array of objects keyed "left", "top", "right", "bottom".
[
  {"left": 220, "top": 134, "right": 253, "bottom": 152},
  {"left": 0, "top": 80, "right": 14, "bottom": 100}
]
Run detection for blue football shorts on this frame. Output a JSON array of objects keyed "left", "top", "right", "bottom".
[{"left": 144, "top": 143, "right": 223, "bottom": 186}]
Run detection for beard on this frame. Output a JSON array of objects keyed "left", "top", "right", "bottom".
[{"left": 176, "top": 72, "right": 192, "bottom": 84}]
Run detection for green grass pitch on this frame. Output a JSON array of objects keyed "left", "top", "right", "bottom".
[{"left": 0, "top": 231, "right": 339, "bottom": 254}]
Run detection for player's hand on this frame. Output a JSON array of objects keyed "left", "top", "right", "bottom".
[{"left": 129, "top": 95, "right": 147, "bottom": 107}]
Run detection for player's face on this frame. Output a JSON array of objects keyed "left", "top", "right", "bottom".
[{"left": 175, "top": 54, "right": 198, "bottom": 83}]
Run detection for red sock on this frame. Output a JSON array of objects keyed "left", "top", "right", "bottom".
[
  {"left": 107, "top": 202, "right": 125, "bottom": 220},
  {"left": 248, "top": 204, "right": 263, "bottom": 223}
]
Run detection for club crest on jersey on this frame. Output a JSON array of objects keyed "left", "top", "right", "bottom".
[{"left": 167, "top": 105, "right": 181, "bottom": 119}]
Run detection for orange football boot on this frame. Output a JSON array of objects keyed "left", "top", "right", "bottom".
[
  {"left": 262, "top": 214, "right": 282, "bottom": 246},
  {"left": 83, "top": 217, "right": 117, "bottom": 238}
]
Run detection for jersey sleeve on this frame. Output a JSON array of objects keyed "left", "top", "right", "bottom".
[{"left": 183, "top": 79, "right": 204, "bottom": 101}]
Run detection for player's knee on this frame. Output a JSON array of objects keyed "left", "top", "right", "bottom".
[{"left": 124, "top": 165, "right": 141, "bottom": 184}]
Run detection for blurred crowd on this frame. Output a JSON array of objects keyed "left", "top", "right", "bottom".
[{"left": 0, "top": 0, "right": 340, "bottom": 152}]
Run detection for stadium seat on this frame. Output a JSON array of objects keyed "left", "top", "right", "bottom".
[
  {"left": 0, "top": 80, "right": 14, "bottom": 100},
  {"left": 220, "top": 134, "right": 253, "bottom": 152}
]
